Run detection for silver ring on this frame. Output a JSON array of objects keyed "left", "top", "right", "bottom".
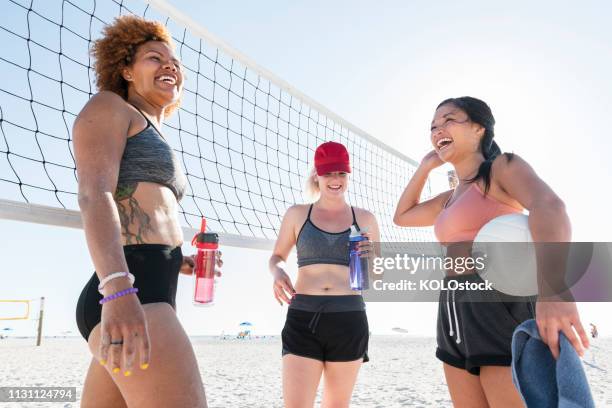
[{"left": 110, "top": 339, "right": 124, "bottom": 345}]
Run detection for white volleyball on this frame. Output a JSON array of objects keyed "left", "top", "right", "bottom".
[
  {"left": 473, "top": 213, "right": 538, "bottom": 296},
  {"left": 476, "top": 213, "right": 532, "bottom": 242}
]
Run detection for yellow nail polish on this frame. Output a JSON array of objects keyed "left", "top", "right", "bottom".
[
  {"left": 140, "top": 363, "right": 149, "bottom": 370},
  {"left": 112, "top": 367, "right": 120, "bottom": 373},
  {"left": 99, "top": 359, "right": 106, "bottom": 366},
  {"left": 124, "top": 370, "right": 132, "bottom": 377}
]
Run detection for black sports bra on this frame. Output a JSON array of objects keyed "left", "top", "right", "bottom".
[
  {"left": 296, "top": 204, "right": 360, "bottom": 267},
  {"left": 116, "top": 105, "right": 187, "bottom": 201}
]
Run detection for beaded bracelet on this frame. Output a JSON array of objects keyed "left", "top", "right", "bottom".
[
  {"left": 97, "top": 272, "right": 135, "bottom": 294},
  {"left": 99, "top": 287, "right": 139, "bottom": 305}
]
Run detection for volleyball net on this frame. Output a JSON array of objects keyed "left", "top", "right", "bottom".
[
  {"left": 0, "top": 297, "right": 45, "bottom": 345},
  {"left": 0, "top": 0, "right": 446, "bottom": 249}
]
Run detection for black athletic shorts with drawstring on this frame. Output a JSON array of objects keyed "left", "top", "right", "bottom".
[
  {"left": 281, "top": 294, "right": 369, "bottom": 362},
  {"left": 436, "top": 274, "right": 536, "bottom": 375}
]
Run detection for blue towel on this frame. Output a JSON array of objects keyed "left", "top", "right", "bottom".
[{"left": 511, "top": 319, "right": 594, "bottom": 408}]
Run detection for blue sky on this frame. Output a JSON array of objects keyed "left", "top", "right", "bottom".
[
  {"left": 169, "top": 0, "right": 612, "bottom": 240},
  {"left": 1, "top": 0, "right": 611, "bottom": 337}
]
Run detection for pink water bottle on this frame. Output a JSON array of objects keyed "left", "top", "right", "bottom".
[{"left": 191, "top": 218, "right": 219, "bottom": 306}]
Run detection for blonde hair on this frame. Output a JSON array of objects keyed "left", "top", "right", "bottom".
[{"left": 303, "top": 167, "right": 320, "bottom": 202}]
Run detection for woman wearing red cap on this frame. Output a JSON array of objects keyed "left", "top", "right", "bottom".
[{"left": 269, "top": 141, "right": 380, "bottom": 407}]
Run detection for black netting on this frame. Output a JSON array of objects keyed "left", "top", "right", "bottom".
[{"left": 0, "top": 0, "right": 440, "bottom": 242}]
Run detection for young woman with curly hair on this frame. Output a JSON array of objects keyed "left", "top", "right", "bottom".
[{"left": 74, "top": 16, "right": 219, "bottom": 407}]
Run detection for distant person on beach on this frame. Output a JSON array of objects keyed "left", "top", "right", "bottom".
[
  {"left": 269, "top": 141, "right": 380, "bottom": 408},
  {"left": 394, "top": 96, "right": 589, "bottom": 407},
  {"left": 590, "top": 323, "right": 598, "bottom": 339},
  {"left": 447, "top": 169, "right": 459, "bottom": 189},
  {"left": 74, "top": 16, "right": 221, "bottom": 407}
]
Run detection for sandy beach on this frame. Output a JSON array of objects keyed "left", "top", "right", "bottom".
[{"left": 1, "top": 335, "right": 611, "bottom": 407}]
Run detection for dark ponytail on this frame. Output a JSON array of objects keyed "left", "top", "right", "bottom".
[{"left": 436, "top": 96, "right": 513, "bottom": 195}]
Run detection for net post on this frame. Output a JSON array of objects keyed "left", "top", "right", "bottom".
[{"left": 36, "top": 297, "right": 45, "bottom": 347}]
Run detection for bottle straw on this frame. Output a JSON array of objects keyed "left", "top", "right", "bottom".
[{"left": 192, "top": 217, "right": 208, "bottom": 246}]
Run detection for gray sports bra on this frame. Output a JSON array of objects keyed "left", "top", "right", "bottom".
[
  {"left": 296, "top": 204, "right": 360, "bottom": 268},
  {"left": 116, "top": 105, "right": 187, "bottom": 201}
]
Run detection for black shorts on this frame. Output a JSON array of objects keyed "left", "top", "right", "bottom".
[
  {"left": 281, "top": 294, "right": 369, "bottom": 363},
  {"left": 75, "top": 244, "right": 182, "bottom": 341},
  {"left": 436, "top": 274, "right": 535, "bottom": 375}
]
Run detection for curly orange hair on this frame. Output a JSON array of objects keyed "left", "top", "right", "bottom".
[{"left": 91, "top": 15, "right": 180, "bottom": 116}]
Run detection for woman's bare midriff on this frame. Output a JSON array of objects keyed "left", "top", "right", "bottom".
[
  {"left": 294, "top": 264, "right": 360, "bottom": 295},
  {"left": 115, "top": 182, "right": 183, "bottom": 247}
]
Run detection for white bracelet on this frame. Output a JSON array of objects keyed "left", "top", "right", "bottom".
[{"left": 98, "top": 272, "right": 135, "bottom": 294}]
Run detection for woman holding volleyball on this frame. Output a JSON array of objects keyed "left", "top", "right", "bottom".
[{"left": 394, "top": 96, "right": 589, "bottom": 407}]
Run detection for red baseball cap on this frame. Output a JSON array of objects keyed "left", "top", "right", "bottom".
[{"left": 314, "top": 141, "right": 351, "bottom": 176}]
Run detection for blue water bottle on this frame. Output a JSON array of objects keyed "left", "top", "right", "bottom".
[{"left": 349, "top": 226, "right": 369, "bottom": 290}]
